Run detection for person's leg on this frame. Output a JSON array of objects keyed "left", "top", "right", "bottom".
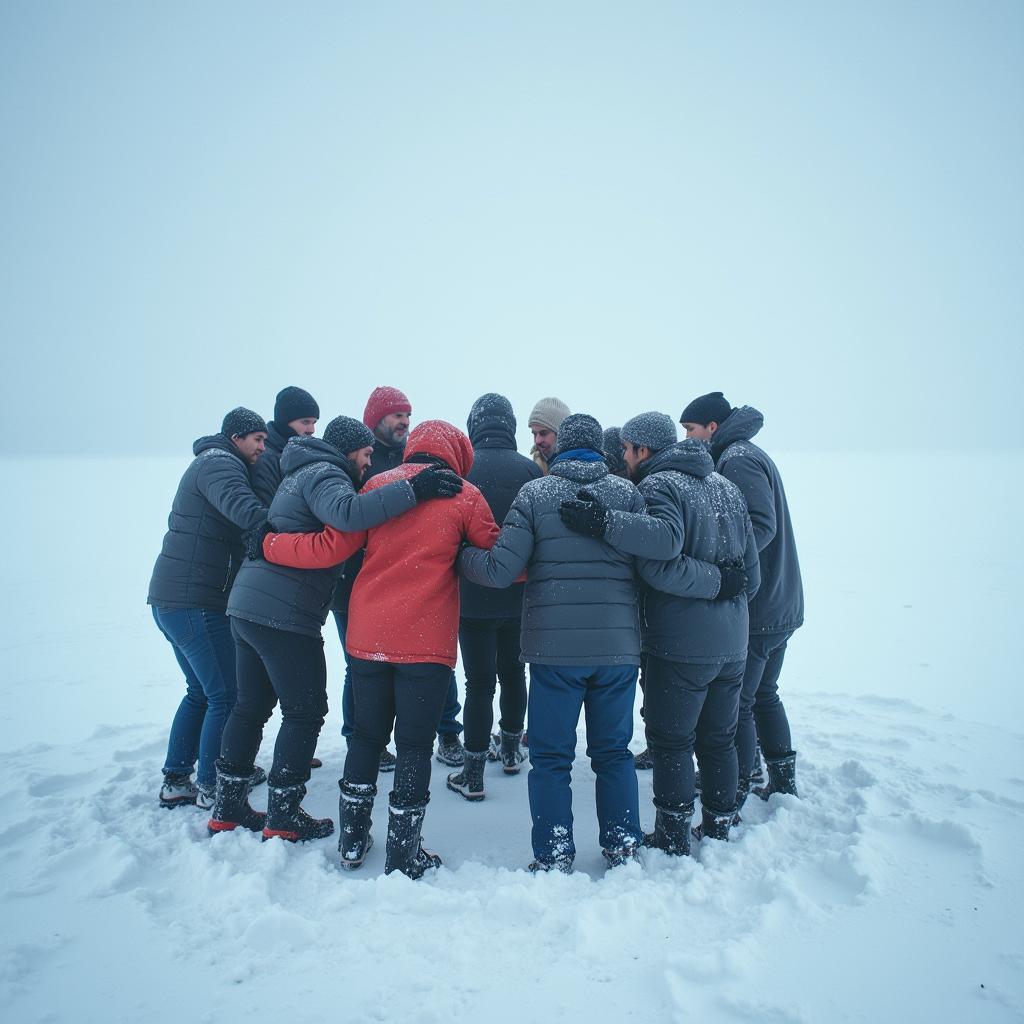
[
  {"left": 694, "top": 660, "right": 744, "bottom": 814},
  {"left": 459, "top": 617, "right": 498, "bottom": 754},
  {"left": 333, "top": 611, "right": 357, "bottom": 740},
  {"left": 736, "top": 636, "right": 770, "bottom": 781},
  {"left": 437, "top": 672, "right": 463, "bottom": 736},
  {"left": 344, "top": 658, "right": 396, "bottom": 787},
  {"left": 526, "top": 664, "right": 587, "bottom": 867},
  {"left": 391, "top": 664, "right": 451, "bottom": 807},
  {"left": 219, "top": 618, "right": 279, "bottom": 775},
  {"left": 583, "top": 665, "right": 641, "bottom": 854},
  {"left": 495, "top": 618, "right": 527, "bottom": 735},
  {"left": 155, "top": 606, "right": 207, "bottom": 781},
  {"left": 753, "top": 632, "right": 795, "bottom": 758}
]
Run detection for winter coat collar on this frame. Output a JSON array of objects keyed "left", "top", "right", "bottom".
[
  {"left": 636, "top": 439, "right": 715, "bottom": 482},
  {"left": 470, "top": 423, "right": 518, "bottom": 450},
  {"left": 264, "top": 420, "right": 295, "bottom": 455},
  {"left": 193, "top": 434, "right": 247, "bottom": 463},
  {"left": 710, "top": 406, "right": 764, "bottom": 461},
  {"left": 550, "top": 448, "right": 605, "bottom": 467},
  {"left": 549, "top": 459, "right": 609, "bottom": 484}
]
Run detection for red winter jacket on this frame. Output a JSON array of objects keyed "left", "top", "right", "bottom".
[{"left": 263, "top": 420, "right": 500, "bottom": 668}]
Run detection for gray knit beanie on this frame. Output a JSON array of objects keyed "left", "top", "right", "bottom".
[
  {"left": 603, "top": 426, "right": 626, "bottom": 474},
  {"left": 621, "top": 412, "right": 678, "bottom": 453},
  {"left": 527, "top": 396, "right": 570, "bottom": 434},
  {"left": 554, "top": 413, "right": 604, "bottom": 455},
  {"left": 323, "top": 415, "right": 375, "bottom": 455},
  {"left": 221, "top": 407, "right": 267, "bottom": 438}
]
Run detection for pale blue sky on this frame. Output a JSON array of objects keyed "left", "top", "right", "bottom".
[{"left": 2, "top": 1, "right": 1021, "bottom": 454}]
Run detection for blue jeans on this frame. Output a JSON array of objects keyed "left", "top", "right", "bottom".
[
  {"left": 526, "top": 663, "right": 641, "bottom": 864},
  {"left": 153, "top": 605, "right": 237, "bottom": 789},
  {"left": 334, "top": 611, "right": 462, "bottom": 739}
]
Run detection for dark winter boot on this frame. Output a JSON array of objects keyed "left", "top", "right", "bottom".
[
  {"left": 446, "top": 749, "right": 487, "bottom": 801},
  {"left": 602, "top": 840, "right": 641, "bottom": 868},
  {"left": 750, "top": 740, "right": 765, "bottom": 786},
  {"left": 207, "top": 762, "right": 267, "bottom": 835},
  {"left": 692, "top": 804, "right": 734, "bottom": 842},
  {"left": 732, "top": 776, "right": 751, "bottom": 826},
  {"left": 262, "top": 784, "right": 335, "bottom": 843},
  {"left": 633, "top": 748, "right": 654, "bottom": 770},
  {"left": 499, "top": 729, "right": 526, "bottom": 774},
  {"left": 528, "top": 857, "right": 573, "bottom": 874},
  {"left": 435, "top": 733, "right": 465, "bottom": 767},
  {"left": 487, "top": 733, "right": 501, "bottom": 762},
  {"left": 754, "top": 751, "right": 798, "bottom": 800},
  {"left": 338, "top": 780, "right": 375, "bottom": 870},
  {"left": 384, "top": 797, "right": 442, "bottom": 879},
  {"left": 641, "top": 803, "right": 694, "bottom": 856},
  {"left": 159, "top": 772, "right": 197, "bottom": 808}
]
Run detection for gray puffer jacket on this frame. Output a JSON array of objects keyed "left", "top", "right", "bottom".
[
  {"left": 459, "top": 457, "right": 646, "bottom": 666},
  {"left": 227, "top": 436, "right": 417, "bottom": 637},
  {"left": 711, "top": 407, "right": 804, "bottom": 635},
  {"left": 148, "top": 435, "right": 268, "bottom": 613},
  {"left": 632, "top": 441, "right": 760, "bottom": 665}
]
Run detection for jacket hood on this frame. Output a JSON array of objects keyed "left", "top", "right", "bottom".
[
  {"left": 710, "top": 406, "right": 763, "bottom": 459},
  {"left": 194, "top": 434, "right": 245, "bottom": 461},
  {"left": 549, "top": 459, "right": 609, "bottom": 485},
  {"left": 639, "top": 439, "right": 715, "bottom": 481},
  {"left": 404, "top": 420, "right": 474, "bottom": 477},
  {"left": 279, "top": 435, "right": 354, "bottom": 475},
  {"left": 466, "top": 393, "right": 517, "bottom": 449}
]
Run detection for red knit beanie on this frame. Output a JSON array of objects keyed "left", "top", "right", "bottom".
[{"left": 362, "top": 386, "right": 412, "bottom": 430}]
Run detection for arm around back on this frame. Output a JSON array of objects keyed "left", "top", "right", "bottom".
[
  {"left": 264, "top": 526, "right": 367, "bottom": 570},
  {"left": 602, "top": 478, "right": 684, "bottom": 560},
  {"left": 306, "top": 469, "right": 416, "bottom": 533},
  {"left": 459, "top": 492, "right": 534, "bottom": 588}
]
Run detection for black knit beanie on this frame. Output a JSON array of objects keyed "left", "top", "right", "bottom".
[
  {"left": 554, "top": 413, "right": 604, "bottom": 455},
  {"left": 679, "top": 391, "right": 732, "bottom": 427},
  {"left": 323, "top": 415, "right": 375, "bottom": 456},
  {"left": 221, "top": 407, "right": 267, "bottom": 438},
  {"left": 274, "top": 386, "right": 320, "bottom": 426}
]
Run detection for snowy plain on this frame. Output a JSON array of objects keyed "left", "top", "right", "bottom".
[{"left": 1, "top": 451, "right": 1022, "bottom": 1023}]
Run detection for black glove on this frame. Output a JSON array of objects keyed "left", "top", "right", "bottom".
[
  {"left": 559, "top": 488, "right": 609, "bottom": 539},
  {"left": 715, "top": 561, "right": 746, "bottom": 600},
  {"left": 411, "top": 466, "right": 463, "bottom": 502},
  {"left": 243, "top": 521, "right": 273, "bottom": 561}
]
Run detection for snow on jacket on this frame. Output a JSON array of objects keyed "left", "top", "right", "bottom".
[
  {"left": 630, "top": 440, "right": 761, "bottom": 665},
  {"left": 461, "top": 396, "right": 543, "bottom": 620},
  {"left": 458, "top": 457, "right": 656, "bottom": 667},
  {"left": 263, "top": 421, "right": 501, "bottom": 667},
  {"left": 711, "top": 407, "right": 804, "bottom": 635},
  {"left": 250, "top": 420, "right": 293, "bottom": 507},
  {"left": 227, "top": 436, "right": 417, "bottom": 637},
  {"left": 148, "top": 435, "right": 268, "bottom": 613}
]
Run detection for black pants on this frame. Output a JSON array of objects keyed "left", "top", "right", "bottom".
[
  {"left": 643, "top": 655, "right": 744, "bottom": 815},
  {"left": 458, "top": 616, "right": 527, "bottom": 754},
  {"left": 344, "top": 658, "right": 450, "bottom": 808},
  {"left": 220, "top": 617, "right": 328, "bottom": 788},
  {"left": 736, "top": 630, "right": 795, "bottom": 777}
]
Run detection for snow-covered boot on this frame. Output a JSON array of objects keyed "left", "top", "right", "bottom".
[
  {"left": 207, "top": 762, "right": 266, "bottom": 835},
  {"left": 641, "top": 803, "right": 694, "bottom": 856},
  {"left": 732, "top": 776, "right": 751, "bottom": 826},
  {"left": 633, "top": 748, "right": 654, "bottom": 770},
  {"left": 692, "top": 804, "right": 734, "bottom": 842},
  {"left": 384, "top": 797, "right": 442, "bottom": 879},
  {"left": 487, "top": 733, "right": 501, "bottom": 762},
  {"left": 338, "top": 780, "right": 375, "bottom": 869},
  {"left": 435, "top": 733, "right": 465, "bottom": 767},
  {"left": 446, "top": 749, "right": 487, "bottom": 801},
  {"left": 528, "top": 857, "right": 573, "bottom": 874},
  {"left": 262, "top": 784, "right": 334, "bottom": 843},
  {"left": 754, "top": 751, "right": 798, "bottom": 800},
  {"left": 602, "top": 840, "right": 641, "bottom": 868},
  {"left": 159, "top": 772, "right": 197, "bottom": 809},
  {"left": 750, "top": 741, "right": 765, "bottom": 786},
  {"left": 499, "top": 729, "right": 526, "bottom": 774}
]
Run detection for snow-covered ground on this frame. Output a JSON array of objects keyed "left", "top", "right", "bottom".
[{"left": 2, "top": 452, "right": 1022, "bottom": 1022}]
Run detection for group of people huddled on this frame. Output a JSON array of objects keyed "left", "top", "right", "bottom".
[{"left": 148, "top": 383, "right": 804, "bottom": 877}]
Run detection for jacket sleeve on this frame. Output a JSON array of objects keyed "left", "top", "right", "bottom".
[
  {"left": 602, "top": 478, "right": 684, "bottom": 560},
  {"left": 458, "top": 491, "right": 534, "bottom": 588},
  {"left": 196, "top": 454, "right": 268, "bottom": 530},
  {"left": 463, "top": 490, "right": 501, "bottom": 551},
  {"left": 263, "top": 526, "right": 367, "bottom": 569},
  {"left": 742, "top": 513, "right": 761, "bottom": 601},
  {"left": 719, "top": 456, "right": 776, "bottom": 552},
  {"left": 635, "top": 546, "right": 723, "bottom": 600},
  {"left": 306, "top": 470, "right": 416, "bottom": 533}
]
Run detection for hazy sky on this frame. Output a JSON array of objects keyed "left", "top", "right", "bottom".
[{"left": 2, "top": 2, "right": 1021, "bottom": 455}]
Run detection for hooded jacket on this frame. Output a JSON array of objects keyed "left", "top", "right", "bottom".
[
  {"left": 630, "top": 440, "right": 760, "bottom": 664},
  {"left": 148, "top": 435, "right": 268, "bottom": 613},
  {"left": 710, "top": 407, "right": 804, "bottom": 635},
  {"left": 461, "top": 394, "right": 543, "bottom": 620},
  {"left": 458, "top": 457, "right": 647, "bottom": 667},
  {"left": 263, "top": 421, "right": 500, "bottom": 667},
  {"left": 226, "top": 436, "right": 417, "bottom": 637}
]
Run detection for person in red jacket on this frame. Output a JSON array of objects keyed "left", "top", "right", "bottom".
[{"left": 262, "top": 420, "right": 501, "bottom": 878}]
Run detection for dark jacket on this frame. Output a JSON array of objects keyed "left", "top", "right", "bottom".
[
  {"left": 459, "top": 457, "right": 647, "bottom": 666},
  {"left": 250, "top": 420, "right": 294, "bottom": 507},
  {"left": 629, "top": 441, "right": 760, "bottom": 665},
  {"left": 227, "top": 436, "right": 417, "bottom": 637},
  {"left": 330, "top": 436, "right": 407, "bottom": 613},
  {"left": 711, "top": 407, "right": 804, "bottom": 635},
  {"left": 460, "top": 400, "right": 543, "bottom": 620},
  {"left": 148, "top": 435, "right": 268, "bottom": 613}
]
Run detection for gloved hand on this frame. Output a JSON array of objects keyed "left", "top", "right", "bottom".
[
  {"left": 715, "top": 561, "right": 746, "bottom": 600},
  {"left": 411, "top": 466, "right": 463, "bottom": 501},
  {"left": 243, "top": 521, "right": 273, "bottom": 561},
  {"left": 559, "top": 488, "right": 609, "bottom": 539}
]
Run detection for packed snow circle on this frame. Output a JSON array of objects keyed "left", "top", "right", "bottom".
[{"left": 2, "top": 392, "right": 1021, "bottom": 1023}]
